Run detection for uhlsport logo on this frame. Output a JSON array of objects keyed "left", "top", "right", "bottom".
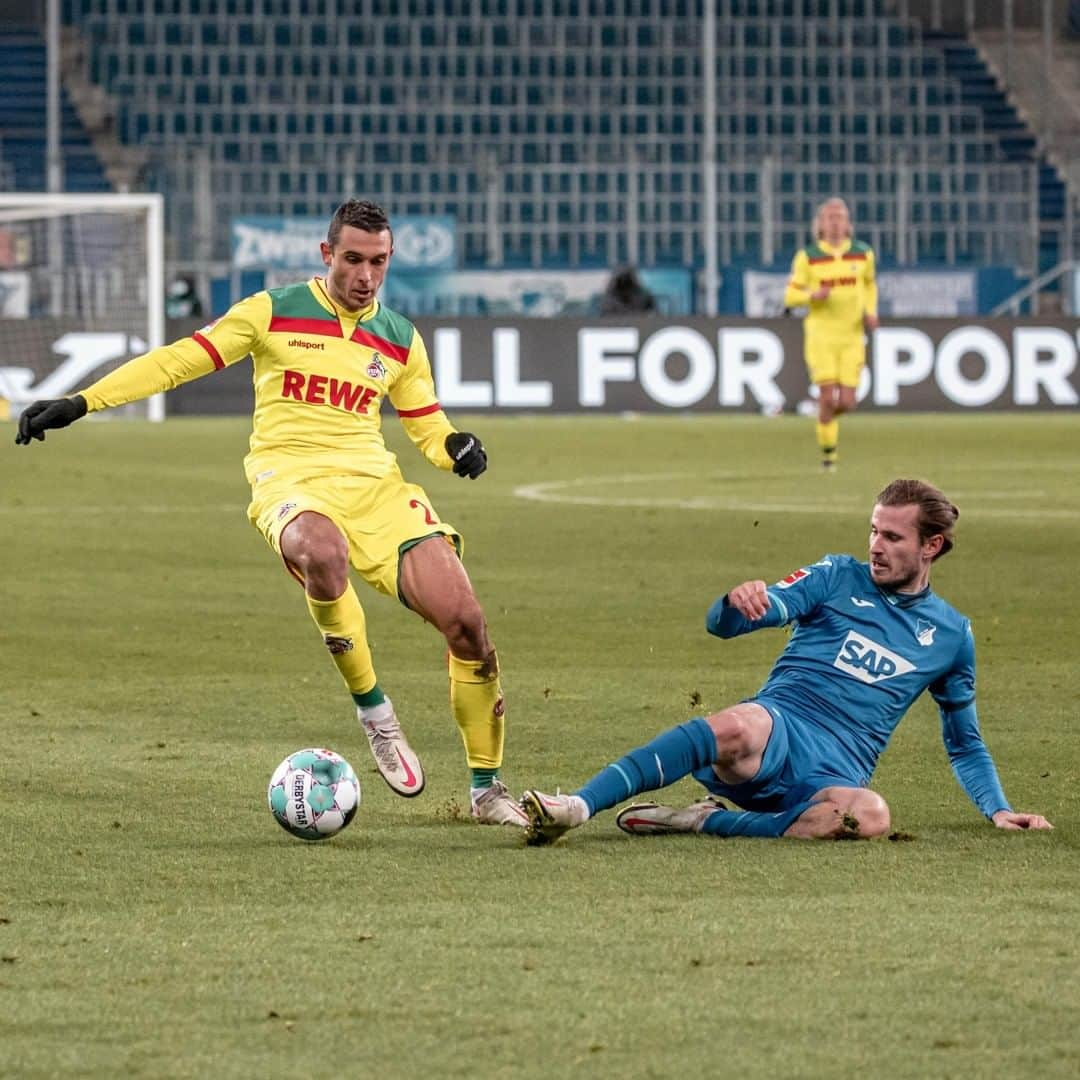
[{"left": 834, "top": 630, "right": 916, "bottom": 685}]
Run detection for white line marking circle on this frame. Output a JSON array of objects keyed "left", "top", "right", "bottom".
[{"left": 512, "top": 472, "right": 1079, "bottom": 519}]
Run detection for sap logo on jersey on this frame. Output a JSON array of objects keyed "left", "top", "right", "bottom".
[{"left": 834, "top": 631, "right": 916, "bottom": 685}]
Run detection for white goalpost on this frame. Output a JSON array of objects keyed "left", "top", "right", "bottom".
[{"left": 0, "top": 192, "right": 166, "bottom": 422}]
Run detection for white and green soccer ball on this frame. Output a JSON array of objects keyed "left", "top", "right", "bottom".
[{"left": 267, "top": 748, "right": 360, "bottom": 841}]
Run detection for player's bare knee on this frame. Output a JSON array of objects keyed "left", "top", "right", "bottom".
[
  {"left": 853, "top": 790, "right": 891, "bottom": 837},
  {"left": 442, "top": 600, "right": 489, "bottom": 658},
  {"left": 283, "top": 514, "right": 349, "bottom": 595},
  {"left": 817, "top": 788, "right": 890, "bottom": 839},
  {"left": 705, "top": 711, "right": 750, "bottom": 757}
]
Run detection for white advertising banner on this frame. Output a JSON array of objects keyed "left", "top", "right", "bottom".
[{"left": 744, "top": 270, "right": 978, "bottom": 317}]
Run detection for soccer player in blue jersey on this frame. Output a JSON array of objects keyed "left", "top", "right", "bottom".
[{"left": 521, "top": 479, "right": 1052, "bottom": 843}]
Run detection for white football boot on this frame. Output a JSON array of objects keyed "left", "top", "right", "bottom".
[
  {"left": 357, "top": 697, "right": 425, "bottom": 797},
  {"left": 470, "top": 779, "right": 529, "bottom": 826},
  {"left": 614, "top": 797, "right": 727, "bottom": 836},
  {"left": 519, "top": 789, "right": 590, "bottom": 846}
]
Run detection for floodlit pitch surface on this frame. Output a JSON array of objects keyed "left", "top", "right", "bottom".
[{"left": 3, "top": 412, "right": 1077, "bottom": 1078}]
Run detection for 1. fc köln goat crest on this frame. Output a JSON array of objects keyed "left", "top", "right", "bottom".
[{"left": 366, "top": 353, "right": 386, "bottom": 381}]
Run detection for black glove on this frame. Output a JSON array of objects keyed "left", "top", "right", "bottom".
[
  {"left": 445, "top": 431, "right": 487, "bottom": 479},
  {"left": 15, "top": 394, "right": 88, "bottom": 445}
]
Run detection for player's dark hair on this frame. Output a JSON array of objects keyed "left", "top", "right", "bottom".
[
  {"left": 327, "top": 200, "right": 393, "bottom": 248},
  {"left": 875, "top": 478, "right": 959, "bottom": 560}
]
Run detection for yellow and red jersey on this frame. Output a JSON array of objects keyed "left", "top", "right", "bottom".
[
  {"left": 783, "top": 238, "right": 878, "bottom": 344},
  {"left": 79, "top": 277, "right": 456, "bottom": 483}
]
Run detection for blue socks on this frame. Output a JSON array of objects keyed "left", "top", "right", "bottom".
[
  {"left": 575, "top": 717, "right": 716, "bottom": 816},
  {"left": 697, "top": 799, "right": 816, "bottom": 837},
  {"left": 572, "top": 717, "right": 817, "bottom": 837}
]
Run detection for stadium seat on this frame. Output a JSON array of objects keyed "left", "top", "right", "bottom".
[{"left": 41, "top": 5, "right": 1060, "bottom": 273}]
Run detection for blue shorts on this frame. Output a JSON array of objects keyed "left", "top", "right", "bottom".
[{"left": 691, "top": 698, "right": 868, "bottom": 812}]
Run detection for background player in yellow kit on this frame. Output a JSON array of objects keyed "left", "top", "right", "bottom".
[
  {"left": 784, "top": 198, "right": 879, "bottom": 471},
  {"left": 15, "top": 199, "right": 528, "bottom": 828}
]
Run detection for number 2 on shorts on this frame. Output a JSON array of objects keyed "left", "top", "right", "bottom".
[{"left": 409, "top": 498, "right": 437, "bottom": 525}]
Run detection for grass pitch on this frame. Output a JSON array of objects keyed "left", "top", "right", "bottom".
[{"left": 2, "top": 411, "right": 1078, "bottom": 1079}]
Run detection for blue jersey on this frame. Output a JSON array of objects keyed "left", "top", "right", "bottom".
[{"left": 706, "top": 554, "right": 1011, "bottom": 818}]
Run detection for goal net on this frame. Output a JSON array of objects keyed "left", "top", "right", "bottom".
[{"left": 0, "top": 193, "right": 165, "bottom": 422}]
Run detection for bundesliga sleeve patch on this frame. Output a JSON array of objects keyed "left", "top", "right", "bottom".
[{"left": 775, "top": 568, "right": 810, "bottom": 589}]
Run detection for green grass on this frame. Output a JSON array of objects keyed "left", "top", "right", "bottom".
[{"left": 2, "top": 412, "right": 1078, "bottom": 1079}]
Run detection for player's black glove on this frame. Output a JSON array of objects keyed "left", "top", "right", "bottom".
[
  {"left": 15, "top": 394, "right": 88, "bottom": 445},
  {"left": 445, "top": 431, "right": 487, "bottom": 479}
]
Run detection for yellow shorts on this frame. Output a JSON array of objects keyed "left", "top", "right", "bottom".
[
  {"left": 248, "top": 467, "right": 460, "bottom": 601},
  {"left": 805, "top": 339, "right": 865, "bottom": 388}
]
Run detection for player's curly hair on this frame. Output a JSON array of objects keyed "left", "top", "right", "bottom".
[
  {"left": 327, "top": 199, "right": 393, "bottom": 248},
  {"left": 875, "top": 478, "right": 959, "bottom": 560}
]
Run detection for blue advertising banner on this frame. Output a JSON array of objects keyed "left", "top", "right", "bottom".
[
  {"left": 381, "top": 268, "right": 693, "bottom": 317},
  {"left": 231, "top": 214, "right": 457, "bottom": 271}
]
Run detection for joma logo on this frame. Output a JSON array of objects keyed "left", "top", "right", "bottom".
[
  {"left": 0, "top": 332, "right": 144, "bottom": 404},
  {"left": 833, "top": 631, "right": 915, "bottom": 685}
]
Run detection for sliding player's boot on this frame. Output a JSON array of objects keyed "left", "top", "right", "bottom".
[
  {"left": 520, "top": 789, "right": 588, "bottom": 846},
  {"left": 615, "top": 797, "right": 728, "bottom": 836}
]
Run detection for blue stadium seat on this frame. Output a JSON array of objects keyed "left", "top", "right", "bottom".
[{"left": 42, "top": 6, "right": 1060, "bottom": 273}]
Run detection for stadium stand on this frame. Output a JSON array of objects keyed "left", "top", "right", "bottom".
[
  {"left": 0, "top": 27, "right": 110, "bottom": 192},
  {"left": 923, "top": 27, "right": 1067, "bottom": 271},
  {"left": 4, "top": 2, "right": 1070, "bottom": 286}
]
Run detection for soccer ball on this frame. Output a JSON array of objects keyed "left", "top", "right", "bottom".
[{"left": 267, "top": 748, "right": 360, "bottom": 841}]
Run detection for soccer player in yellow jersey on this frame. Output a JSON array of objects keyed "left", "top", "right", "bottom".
[
  {"left": 15, "top": 199, "right": 528, "bottom": 827},
  {"left": 783, "top": 198, "right": 879, "bottom": 471}
]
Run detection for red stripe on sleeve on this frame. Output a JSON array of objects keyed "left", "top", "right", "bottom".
[
  {"left": 396, "top": 402, "right": 443, "bottom": 418},
  {"left": 193, "top": 331, "right": 225, "bottom": 370}
]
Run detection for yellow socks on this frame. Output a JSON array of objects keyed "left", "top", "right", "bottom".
[
  {"left": 816, "top": 419, "right": 839, "bottom": 468},
  {"left": 306, "top": 591, "right": 506, "bottom": 778},
  {"left": 448, "top": 651, "right": 505, "bottom": 770},
  {"left": 306, "top": 585, "right": 377, "bottom": 695}
]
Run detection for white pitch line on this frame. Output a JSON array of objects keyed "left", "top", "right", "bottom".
[
  {"left": 0, "top": 504, "right": 240, "bottom": 515},
  {"left": 513, "top": 474, "right": 1080, "bottom": 519}
]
